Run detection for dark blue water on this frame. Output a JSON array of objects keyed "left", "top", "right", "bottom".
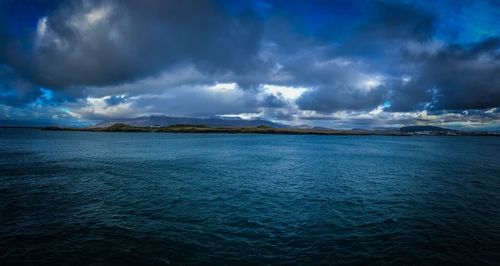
[{"left": 0, "top": 129, "right": 499, "bottom": 265}]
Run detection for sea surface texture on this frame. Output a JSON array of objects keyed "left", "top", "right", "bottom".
[{"left": 1, "top": 129, "right": 499, "bottom": 265}]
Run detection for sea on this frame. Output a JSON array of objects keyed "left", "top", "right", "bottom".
[{"left": 0, "top": 128, "right": 499, "bottom": 265}]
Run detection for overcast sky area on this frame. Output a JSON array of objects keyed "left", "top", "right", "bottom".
[{"left": 0, "top": 0, "right": 499, "bottom": 129}]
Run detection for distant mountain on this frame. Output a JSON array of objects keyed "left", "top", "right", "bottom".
[
  {"left": 372, "top": 127, "right": 399, "bottom": 132},
  {"left": 399, "top": 125, "right": 456, "bottom": 133},
  {"left": 94, "top": 115, "right": 288, "bottom": 128},
  {"left": 311, "top": 126, "right": 332, "bottom": 130},
  {"left": 292, "top": 124, "right": 311, "bottom": 129}
]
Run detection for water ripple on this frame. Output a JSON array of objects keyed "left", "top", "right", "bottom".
[{"left": 1, "top": 129, "right": 499, "bottom": 265}]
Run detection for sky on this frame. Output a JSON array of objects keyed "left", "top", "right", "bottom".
[{"left": 0, "top": 0, "right": 499, "bottom": 129}]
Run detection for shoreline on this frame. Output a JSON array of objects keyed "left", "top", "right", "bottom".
[
  {"left": 36, "top": 124, "right": 499, "bottom": 137},
  {"left": 41, "top": 125, "right": 408, "bottom": 136}
]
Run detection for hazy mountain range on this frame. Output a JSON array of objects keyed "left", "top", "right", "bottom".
[
  {"left": 94, "top": 116, "right": 287, "bottom": 128},
  {"left": 2, "top": 116, "right": 497, "bottom": 134},
  {"left": 399, "top": 126, "right": 455, "bottom": 133}
]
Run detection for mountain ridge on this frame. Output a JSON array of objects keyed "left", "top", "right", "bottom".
[
  {"left": 94, "top": 115, "right": 288, "bottom": 128},
  {"left": 399, "top": 125, "right": 456, "bottom": 133}
]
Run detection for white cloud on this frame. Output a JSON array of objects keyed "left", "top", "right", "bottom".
[
  {"left": 261, "top": 84, "right": 308, "bottom": 101},
  {"left": 73, "top": 95, "right": 135, "bottom": 119},
  {"left": 71, "top": 4, "right": 112, "bottom": 31},
  {"left": 402, "top": 75, "right": 412, "bottom": 84},
  {"left": 208, "top": 83, "right": 237, "bottom": 92},
  {"left": 485, "top": 108, "right": 497, "bottom": 114},
  {"left": 219, "top": 113, "right": 262, "bottom": 120},
  {"left": 36, "top": 17, "right": 48, "bottom": 38},
  {"left": 357, "top": 74, "right": 384, "bottom": 92},
  {"left": 85, "top": 5, "right": 111, "bottom": 25}
]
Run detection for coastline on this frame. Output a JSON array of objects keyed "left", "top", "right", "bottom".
[
  {"left": 41, "top": 124, "right": 409, "bottom": 136},
  {"left": 37, "top": 124, "right": 499, "bottom": 136}
]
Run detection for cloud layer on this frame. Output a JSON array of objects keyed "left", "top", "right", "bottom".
[{"left": 0, "top": 0, "right": 499, "bottom": 129}]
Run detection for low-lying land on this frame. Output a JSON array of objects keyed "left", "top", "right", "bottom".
[
  {"left": 42, "top": 123, "right": 406, "bottom": 135},
  {"left": 39, "top": 123, "right": 499, "bottom": 136}
]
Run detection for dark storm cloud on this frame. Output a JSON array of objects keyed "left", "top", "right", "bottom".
[
  {"left": 422, "top": 39, "right": 500, "bottom": 110},
  {"left": 282, "top": 1, "right": 436, "bottom": 113},
  {"left": 362, "top": 2, "right": 435, "bottom": 41},
  {"left": 293, "top": 3, "right": 499, "bottom": 114},
  {"left": 0, "top": 66, "right": 40, "bottom": 106},
  {"left": 298, "top": 86, "right": 387, "bottom": 113},
  {"left": 0, "top": 0, "right": 498, "bottom": 128},
  {"left": 337, "top": 1, "right": 436, "bottom": 59},
  {"left": 279, "top": 49, "right": 389, "bottom": 113},
  {"left": 127, "top": 86, "right": 260, "bottom": 118},
  {"left": 0, "top": 0, "right": 264, "bottom": 90},
  {"left": 258, "top": 94, "right": 288, "bottom": 108},
  {"left": 389, "top": 37, "right": 500, "bottom": 111}
]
